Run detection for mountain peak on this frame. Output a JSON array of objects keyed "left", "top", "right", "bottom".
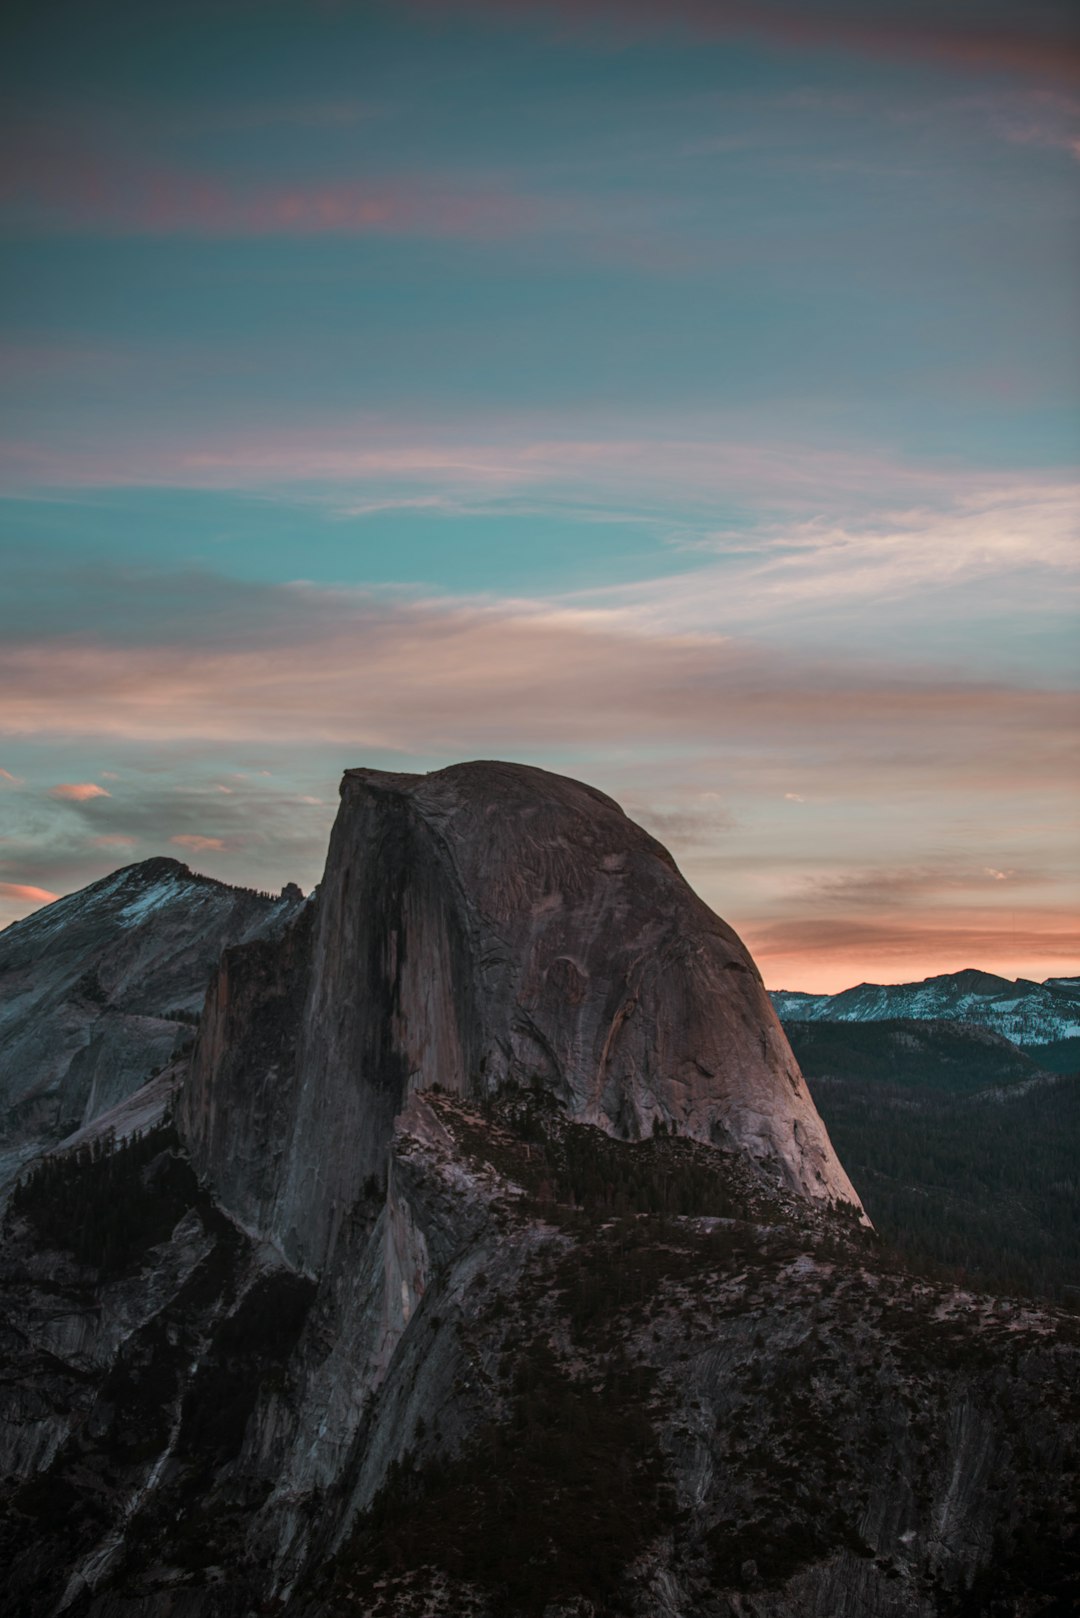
[
  {"left": 181, "top": 759, "right": 862, "bottom": 1271},
  {"left": 114, "top": 854, "right": 192, "bottom": 883}
]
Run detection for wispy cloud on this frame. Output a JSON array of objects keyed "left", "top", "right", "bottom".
[
  {"left": 170, "top": 833, "right": 227, "bottom": 853},
  {"left": 604, "top": 480, "right": 1080, "bottom": 635},
  {"left": 48, "top": 782, "right": 111, "bottom": 801},
  {"left": 0, "top": 126, "right": 556, "bottom": 240},
  {"left": 7, "top": 412, "right": 1072, "bottom": 547},
  {"left": 3, "top": 580, "right": 1074, "bottom": 798},
  {"left": 426, "top": 1, "right": 1080, "bottom": 85},
  {"left": 0, "top": 881, "right": 58, "bottom": 906},
  {"left": 794, "top": 863, "right": 1045, "bottom": 909}
]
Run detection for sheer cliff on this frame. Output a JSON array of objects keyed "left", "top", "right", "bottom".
[{"left": 180, "top": 761, "right": 861, "bottom": 1269}]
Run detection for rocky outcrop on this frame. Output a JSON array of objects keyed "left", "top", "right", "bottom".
[
  {"left": 0, "top": 859, "right": 306, "bottom": 1194},
  {"left": 181, "top": 762, "right": 860, "bottom": 1271}
]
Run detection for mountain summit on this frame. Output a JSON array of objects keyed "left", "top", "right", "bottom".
[{"left": 181, "top": 760, "right": 861, "bottom": 1267}]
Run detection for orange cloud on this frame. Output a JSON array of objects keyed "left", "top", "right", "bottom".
[
  {"left": 746, "top": 910, "right": 1080, "bottom": 995},
  {"left": 0, "top": 768, "right": 19, "bottom": 783},
  {"left": 49, "top": 782, "right": 111, "bottom": 801},
  {"left": 170, "top": 834, "right": 226, "bottom": 853},
  {"left": 0, "top": 882, "right": 59, "bottom": 905}
]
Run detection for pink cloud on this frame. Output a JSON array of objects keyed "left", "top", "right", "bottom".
[
  {"left": 4, "top": 417, "right": 1070, "bottom": 542},
  {"left": 4, "top": 601, "right": 1075, "bottom": 798},
  {"left": 49, "top": 782, "right": 111, "bottom": 801},
  {"left": 0, "top": 130, "right": 548, "bottom": 240},
  {"left": 170, "top": 834, "right": 226, "bottom": 853},
  {"left": 0, "top": 768, "right": 19, "bottom": 783},
  {"left": 91, "top": 834, "right": 137, "bottom": 848},
  {"left": 0, "top": 882, "right": 59, "bottom": 905}
]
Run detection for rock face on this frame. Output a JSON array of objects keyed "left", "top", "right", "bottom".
[
  {"left": 0, "top": 859, "right": 305, "bottom": 1195},
  {"left": 181, "top": 762, "right": 860, "bottom": 1270}
]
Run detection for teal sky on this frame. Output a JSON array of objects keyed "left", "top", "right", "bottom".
[{"left": 1, "top": 0, "right": 1077, "bottom": 989}]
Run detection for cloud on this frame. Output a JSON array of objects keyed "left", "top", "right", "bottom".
[
  {"left": 0, "top": 768, "right": 20, "bottom": 784},
  {"left": 0, "top": 127, "right": 557, "bottom": 241},
  {"left": 793, "top": 864, "right": 1042, "bottom": 909},
  {"left": 48, "top": 782, "right": 111, "bottom": 801},
  {"left": 1, "top": 580, "right": 1075, "bottom": 811},
  {"left": 619, "top": 794, "right": 736, "bottom": 846},
  {"left": 91, "top": 834, "right": 137, "bottom": 848},
  {"left": 604, "top": 480, "right": 1080, "bottom": 636},
  {"left": 170, "top": 834, "right": 227, "bottom": 853},
  {"left": 3, "top": 414, "right": 1073, "bottom": 604},
  {"left": 422, "top": 1, "right": 1080, "bottom": 85},
  {"left": 0, "top": 881, "right": 58, "bottom": 905},
  {"left": 976, "top": 86, "right": 1080, "bottom": 159}
]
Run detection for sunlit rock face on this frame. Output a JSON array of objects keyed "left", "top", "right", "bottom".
[{"left": 181, "top": 761, "right": 861, "bottom": 1270}]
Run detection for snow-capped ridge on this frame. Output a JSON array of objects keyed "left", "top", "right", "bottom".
[
  {"left": 2, "top": 856, "right": 306, "bottom": 944},
  {"left": 0, "top": 857, "right": 308, "bottom": 1193},
  {"left": 771, "top": 968, "right": 1080, "bottom": 1049}
]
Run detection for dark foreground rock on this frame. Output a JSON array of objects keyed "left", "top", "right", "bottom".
[{"left": 2, "top": 1093, "right": 1077, "bottom": 1618}]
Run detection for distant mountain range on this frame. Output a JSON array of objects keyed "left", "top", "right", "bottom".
[{"left": 771, "top": 968, "right": 1080, "bottom": 1062}]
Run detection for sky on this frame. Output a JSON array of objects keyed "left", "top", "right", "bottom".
[{"left": 1, "top": 0, "right": 1077, "bottom": 991}]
